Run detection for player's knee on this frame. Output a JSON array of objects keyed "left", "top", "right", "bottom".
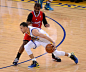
[{"left": 24, "top": 45, "right": 32, "bottom": 55}]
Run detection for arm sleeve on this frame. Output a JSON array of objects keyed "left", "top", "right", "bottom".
[
  {"left": 43, "top": 13, "right": 48, "bottom": 26},
  {"left": 27, "top": 13, "right": 33, "bottom": 22}
]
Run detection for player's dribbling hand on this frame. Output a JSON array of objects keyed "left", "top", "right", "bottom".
[{"left": 52, "top": 42, "right": 56, "bottom": 49}]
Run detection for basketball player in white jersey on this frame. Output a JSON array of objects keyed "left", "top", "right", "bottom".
[
  {"left": 20, "top": 22, "right": 78, "bottom": 68},
  {"left": 13, "top": 3, "right": 61, "bottom": 66}
]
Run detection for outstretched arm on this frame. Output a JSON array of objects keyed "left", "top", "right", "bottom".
[{"left": 32, "top": 29, "right": 56, "bottom": 47}]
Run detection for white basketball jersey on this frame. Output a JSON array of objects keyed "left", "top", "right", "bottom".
[{"left": 28, "top": 26, "right": 50, "bottom": 43}]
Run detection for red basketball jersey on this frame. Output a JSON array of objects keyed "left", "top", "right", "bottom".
[{"left": 31, "top": 11, "right": 43, "bottom": 28}]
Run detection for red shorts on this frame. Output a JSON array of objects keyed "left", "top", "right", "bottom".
[{"left": 23, "top": 33, "right": 31, "bottom": 41}]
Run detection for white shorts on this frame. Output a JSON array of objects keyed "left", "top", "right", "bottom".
[
  {"left": 24, "top": 40, "right": 50, "bottom": 55},
  {"left": 25, "top": 40, "right": 50, "bottom": 49}
]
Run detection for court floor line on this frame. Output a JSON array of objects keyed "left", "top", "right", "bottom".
[
  {"left": 0, "top": 5, "right": 66, "bottom": 69},
  {"left": 12, "top": 0, "right": 86, "bottom": 10}
]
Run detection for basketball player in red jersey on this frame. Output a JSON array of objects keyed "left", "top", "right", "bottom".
[{"left": 13, "top": 3, "right": 61, "bottom": 65}]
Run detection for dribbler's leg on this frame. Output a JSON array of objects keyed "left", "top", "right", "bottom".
[
  {"left": 53, "top": 50, "right": 78, "bottom": 64},
  {"left": 41, "top": 42, "right": 61, "bottom": 62},
  {"left": 24, "top": 40, "right": 40, "bottom": 68},
  {"left": 44, "top": 0, "right": 54, "bottom": 11}
]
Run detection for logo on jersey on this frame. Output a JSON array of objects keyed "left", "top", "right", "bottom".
[{"left": 32, "top": 21, "right": 41, "bottom": 24}]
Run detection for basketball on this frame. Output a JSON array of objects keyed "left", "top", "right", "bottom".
[{"left": 45, "top": 44, "right": 55, "bottom": 53}]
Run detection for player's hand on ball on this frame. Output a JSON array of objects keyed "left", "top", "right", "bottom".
[{"left": 52, "top": 42, "right": 56, "bottom": 49}]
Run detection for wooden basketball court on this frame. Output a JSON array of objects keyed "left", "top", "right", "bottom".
[{"left": 0, "top": 0, "right": 86, "bottom": 72}]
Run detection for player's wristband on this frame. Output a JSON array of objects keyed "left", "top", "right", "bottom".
[{"left": 51, "top": 42, "right": 55, "bottom": 44}]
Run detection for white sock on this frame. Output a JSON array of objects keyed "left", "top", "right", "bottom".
[
  {"left": 68, "top": 53, "right": 71, "bottom": 57},
  {"left": 32, "top": 58, "right": 36, "bottom": 61}
]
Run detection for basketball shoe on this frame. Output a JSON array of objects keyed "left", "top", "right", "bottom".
[
  {"left": 44, "top": 3, "right": 54, "bottom": 11},
  {"left": 70, "top": 52, "right": 78, "bottom": 64},
  {"left": 28, "top": 61, "right": 40, "bottom": 68},
  {"left": 13, "top": 58, "right": 19, "bottom": 65},
  {"left": 52, "top": 53, "right": 61, "bottom": 62}
]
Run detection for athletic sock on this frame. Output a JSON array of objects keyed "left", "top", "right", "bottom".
[
  {"left": 32, "top": 58, "right": 36, "bottom": 61},
  {"left": 68, "top": 53, "right": 71, "bottom": 57}
]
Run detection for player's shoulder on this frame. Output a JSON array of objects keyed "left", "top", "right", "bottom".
[
  {"left": 31, "top": 11, "right": 34, "bottom": 14},
  {"left": 28, "top": 11, "right": 33, "bottom": 16},
  {"left": 28, "top": 26, "right": 36, "bottom": 29},
  {"left": 40, "top": 11, "right": 44, "bottom": 14},
  {"left": 40, "top": 11, "right": 45, "bottom": 16},
  {"left": 28, "top": 26, "right": 33, "bottom": 28},
  {"left": 40, "top": 11, "right": 43, "bottom": 13},
  {"left": 28, "top": 26, "right": 41, "bottom": 30},
  {"left": 40, "top": 11, "right": 45, "bottom": 15}
]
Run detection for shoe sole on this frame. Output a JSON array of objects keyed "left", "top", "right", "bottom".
[
  {"left": 52, "top": 58, "right": 61, "bottom": 62},
  {"left": 13, "top": 63, "right": 18, "bottom": 66},
  {"left": 28, "top": 66, "right": 40, "bottom": 68}
]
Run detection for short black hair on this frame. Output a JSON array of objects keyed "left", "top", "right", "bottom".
[
  {"left": 34, "top": 3, "right": 41, "bottom": 8},
  {"left": 20, "top": 22, "right": 28, "bottom": 27}
]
